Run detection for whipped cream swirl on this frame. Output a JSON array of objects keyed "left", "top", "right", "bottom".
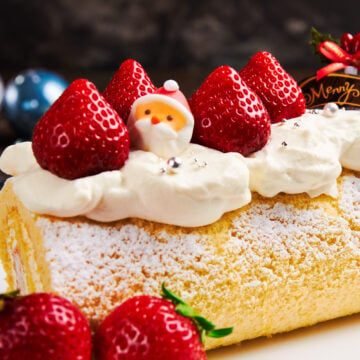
[
  {"left": 0, "top": 142, "right": 250, "bottom": 227},
  {"left": 1, "top": 110, "right": 360, "bottom": 227},
  {"left": 246, "top": 110, "right": 360, "bottom": 198}
]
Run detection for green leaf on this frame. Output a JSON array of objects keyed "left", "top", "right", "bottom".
[
  {"left": 161, "top": 283, "right": 185, "bottom": 305},
  {"left": 0, "top": 289, "right": 21, "bottom": 299},
  {"left": 309, "top": 27, "right": 340, "bottom": 64},
  {"left": 207, "top": 327, "right": 234, "bottom": 338},
  {"left": 159, "top": 283, "right": 234, "bottom": 343},
  {"left": 201, "top": 329, "right": 206, "bottom": 345},
  {"left": 176, "top": 303, "right": 196, "bottom": 318},
  {"left": 0, "top": 290, "right": 21, "bottom": 311},
  {"left": 194, "top": 315, "right": 215, "bottom": 331}
]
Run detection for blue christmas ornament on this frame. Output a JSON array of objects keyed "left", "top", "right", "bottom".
[{"left": 3, "top": 69, "right": 68, "bottom": 139}]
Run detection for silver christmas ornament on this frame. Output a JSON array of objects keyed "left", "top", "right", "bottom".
[
  {"left": 166, "top": 157, "right": 182, "bottom": 174},
  {"left": 323, "top": 103, "right": 339, "bottom": 117}
]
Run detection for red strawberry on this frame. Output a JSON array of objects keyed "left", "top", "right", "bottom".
[
  {"left": 189, "top": 65, "right": 271, "bottom": 156},
  {"left": 103, "top": 59, "right": 156, "bottom": 123},
  {"left": 94, "top": 284, "right": 233, "bottom": 360},
  {"left": 240, "top": 51, "right": 306, "bottom": 123},
  {"left": 0, "top": 291, "right": 91, "bottom": 360},
  {"left": 32, "top": 79, "right": 130, "bottom": 180},
  {"left": 94, "top": 296, "right": 205, "bottom": 360}
]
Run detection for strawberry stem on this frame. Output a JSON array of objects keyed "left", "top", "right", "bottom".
[
  {"left": 161, "top": 283, "right": 185, "bottom": 305},
  {"left": 0, "top": 289, "right": 21, "bottom": 311},
  {"left": 0, "top": 289, "right": 21, "bottom": 300},
  {"left": 161, "top": 283, "right": 233, "bottom": 344}
]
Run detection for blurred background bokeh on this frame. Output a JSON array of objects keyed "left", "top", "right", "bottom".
[
  {"left": 0, "top": 0, "right": 359, "bottom": 184},
  {"left": 2, "top": 0, "right": 360, "bottom": 85}
]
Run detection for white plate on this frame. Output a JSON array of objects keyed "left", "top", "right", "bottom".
[
  {"left": 208, "top": 314, "right": 360, "bottom": 359},
  {"left": 1, "top": 261, "right": 359, "bottom": 359}
]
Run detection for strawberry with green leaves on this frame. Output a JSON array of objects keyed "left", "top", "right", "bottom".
[{"left": 94, "top": 284, "right": 233, "bottom": 360}]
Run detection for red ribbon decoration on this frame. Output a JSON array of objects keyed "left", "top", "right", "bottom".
[{"left": 316, "top": 41, "right": 360, "bottom": 80}]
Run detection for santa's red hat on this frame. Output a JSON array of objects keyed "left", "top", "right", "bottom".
[{"left": 154, "top": 80, "right": 192, "bottom": 113}]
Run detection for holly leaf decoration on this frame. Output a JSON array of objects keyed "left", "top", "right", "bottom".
[
  {"left": 310, "top": 27, "right": 340, "bottom": 63},
  {"left": 161, "top": 283, "right": 234, "bottom": 344}
]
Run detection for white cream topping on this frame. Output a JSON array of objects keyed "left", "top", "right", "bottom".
[
  {"left": 246, "top": 110, "right": 360, "bottom": 198},
  {"left": 1, "top": 110, "right": 360, "bottom": 226},
  {"left": 0, "top": 143, "right": 250, "bottom": 227}
]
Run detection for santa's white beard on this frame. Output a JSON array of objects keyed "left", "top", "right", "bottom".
[{"left": 130, "top": 118, "right": 192, "bottom": 158}]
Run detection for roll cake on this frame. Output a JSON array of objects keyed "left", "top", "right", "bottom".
[
  {"left": 0, "top": 170, "right": 359, "bottom": 350},
  {"left": 1, "top": 55, "right": 360, "bottom": 353},
  {"left": 1, "top": 108, "right": 360, "bottom": 350}
]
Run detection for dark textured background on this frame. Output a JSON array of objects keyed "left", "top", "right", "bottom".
[
  {"left": 1, "top": 0, "right": 360, "bottom": 72},
  {"left": 0, "top": 0, "right": 359, "bottom": 185}
]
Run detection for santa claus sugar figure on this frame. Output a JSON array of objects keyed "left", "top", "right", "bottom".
[{"left": 127, "top": 80, "right": 194, "bottom": 158}]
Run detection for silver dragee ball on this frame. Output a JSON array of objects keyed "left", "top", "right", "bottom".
[
  {"left": 166, "top": 157, "right": 183, "bottom": 174},
  {"left": 323, "top": 103, "right": 339, "bottom": 117}
]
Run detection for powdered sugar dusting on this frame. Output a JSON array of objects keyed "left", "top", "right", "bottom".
[
  {"left": 339, "top": 175, "right": 360, "bottom": 228},
  {"left": 35, "top": 191, "right": 360, "bottom": 330},
  {"left": 228, "top": 202, "right": 359, "bottom": 280},
  {"left": 37, "top": 218, "right": 214, "bottom": 326}
]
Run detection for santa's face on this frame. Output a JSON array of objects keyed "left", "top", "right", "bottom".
[
  {"left": 128, "top": 99, "right": 194, "bottom": 158},
  {"left": 135, "top": 101, "right": 187, "bottom": 132}
]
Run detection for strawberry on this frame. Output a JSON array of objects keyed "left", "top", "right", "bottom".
[
  {"left": 189, "top": 65, "right": 271, "bottom": 156},
  {"left": 0, "top": 291, "right": 91, "bottom": 360},
  {"left": 32, "top": 79, "right": 130, "bottom": 180},
  {"left": 94, "top": 284, "right": 233, "bottom": 360},
  {"left": 240, "top": 51, "right": 306, "bottom": 123},
  {"left": 103, "top": 59, "right": 156, "bottom": 123}
]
